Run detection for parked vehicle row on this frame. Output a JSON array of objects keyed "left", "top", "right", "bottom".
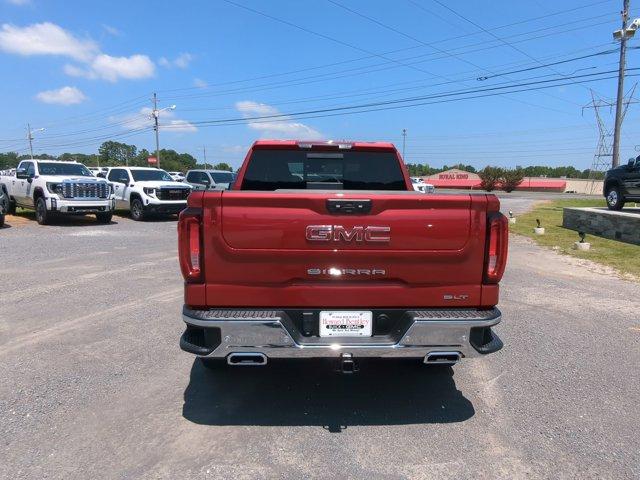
[{"left": 0, "top": 160, "right": 211, "bottom": 225}]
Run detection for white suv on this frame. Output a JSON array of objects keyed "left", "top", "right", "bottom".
[{"left": 106, "top": 167, "right": 192, "bottom": 220}]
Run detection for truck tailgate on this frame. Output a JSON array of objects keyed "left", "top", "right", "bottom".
[{"left": 221, "top": 192, "right": 472, "bottom": 251}]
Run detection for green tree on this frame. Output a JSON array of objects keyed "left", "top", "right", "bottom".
[
  {"left": 500, "top": 168, "right": 525, "bottom": 192},
  {"left": 405, "top": 163, "right": 438, "bottom": 176},
  {"left": 0, "top": 152, "right": 19, "bottom": 170},
  {"left": 57, "top": 153, "right": 101, "bottom": 166},
  {"left": 155, "top": 149, "right": 197, "bottom": 172},
  {"left": 212, "top": 162, "right": 233, "bottom": 172},
  {"left": 98, "top": 141, "right": 137, "bottom": 166},
  {"left": 479, "top": 166, "right": 504, "bottom": 192}
]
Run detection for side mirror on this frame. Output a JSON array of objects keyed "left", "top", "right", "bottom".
[
  {"left": 16, "top": 168, "right": 27, "bottom": 179},
  {"left": 628, "top": 158, "right": 635, "bottom": 169},
  {"left": 27, "top": 176, "right": 33, "bottom": 184},
  {"left": 97, "top": 173, "right": 106, "bottom": 178}
]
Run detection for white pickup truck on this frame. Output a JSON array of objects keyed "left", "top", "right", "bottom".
[
  {"left": 0, "top": 159, "right": 114, "bottom": 225},
  {"left": 103, "top": 166, "right": 192, "bottom": 220}
]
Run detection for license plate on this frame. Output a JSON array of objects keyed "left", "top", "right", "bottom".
[{"left": 319, "top": 311, "right": 372, "bottom": 337}]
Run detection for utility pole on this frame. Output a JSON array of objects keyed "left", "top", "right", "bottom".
[
  {"left": 203, "top": 146, "right": 207, "bottom": 170},
  {"left": 150, "top": 93, "right": 176, "bottom": 170},
  {"left": 152, "top": 93, "right": 161, "bottom": 169},
  {"left": 27, "top": 123, "right": 45, "bottom": 160},
  {"left": 402, "top": 128, "right": 407, "bottom": 159},
  {"left": 27, "top": 123, "right": 34, "bottom": 160},
  {"left": 612, "top": 0, "right": 630, "bottom": 168}
]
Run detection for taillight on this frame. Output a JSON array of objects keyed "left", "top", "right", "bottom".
[
  {"left": 178, "top": 207, "right": 203, "bottom": 283},
  {"left": 484, "top": 213, "right": 508, "bottom": 284}
]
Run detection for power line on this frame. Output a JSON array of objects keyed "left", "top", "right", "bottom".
[
  {"left": 162, "top": 14, "right": 620, "bottom": 103},
  {"left": 221, "top": 0, "right": 444, "bottom": 80},
  {"left": 431, "top": 0, "right": 605, "bottom": 100},
  {"left": 158, "top": 0, "right": 616, "bottom": 96},
  {"left": 162, "top": 69, "right": 638, "bottom": 129},
  {"left": 477, "top": 47, "right": 625, "bottom": 80}
]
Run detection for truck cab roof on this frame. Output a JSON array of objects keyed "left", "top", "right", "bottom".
[{"left": 251, "top": 140, "right": 396, "bottom": 151}]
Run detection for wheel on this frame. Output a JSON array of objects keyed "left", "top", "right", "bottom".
[
  {"left": 200, "top": 357, "right": 226, "bottom": 370},
  {"left": 95, "top": 212, "right": 113, "bottom": 224},
  {"left": 7, "top": 198, "right": 16, "bottom": 215},
  {"left": 130, "top": 198, "right": 145, "bottom": 221},
  {"left": 605, "top": 185, "right": 625, "bottom": 210},
  {"left": 0, "top": 213, "right": 4, "bottom": 228},
  {"left": 35, "top": 197, "right": 51, "bottom": 225}
]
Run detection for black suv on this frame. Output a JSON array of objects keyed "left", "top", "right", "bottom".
[{"left": 604, "top": 156, "right": 640, "bottom": 210}]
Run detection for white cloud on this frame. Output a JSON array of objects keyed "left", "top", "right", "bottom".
[
  {"left": 174, "top": 53, "right": 193, "bottom": 68},
  {"left": 62, "top": 63, "right": 87, "bottom": 77},
  {"left": 159, "top": 52, "right": 194, "bottom": 69},
  {"left": 35, "top": 86, "right": 87, "bottom": 105},
  {"left": 0, "top": 22, "right": 155, "bottom": 83},
  {"left": 91, "top": 54, "right": 154, "bottom": 82},
  {"left": 165, "top": 119, "right": 197, "bottom": 133},
  {"left": 162, "top": 53, "right": 190, "bottom": 68},
  {"left": 0, "top": 22, "right": 98, "bottom": 61},
  {"left": 65, "top": 54, "right": 155, "bottom": 82},
  {"left": 193, "top": 78, "right": 208, "bottom": 88},
  {"left": 102, "top": 24, "right": 121, "bottom": 37},
  {"left": 235, "top": 101, "right": 323, "bottom": 139}
]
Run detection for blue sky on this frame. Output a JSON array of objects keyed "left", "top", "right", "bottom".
[{"left": 0, "top": 0, "right": 638, "bottom": 170}]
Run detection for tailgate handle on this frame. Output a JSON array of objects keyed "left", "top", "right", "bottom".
[{"left": 326, "top": 199, "right": 372, "bottom": 215}]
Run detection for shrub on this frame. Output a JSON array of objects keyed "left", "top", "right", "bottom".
[
  {"left": 479, "top": 166, "right": 503, "bottom": 191},
  {"left": 501, "top": 168, "right": 525, "bottom": 192}
]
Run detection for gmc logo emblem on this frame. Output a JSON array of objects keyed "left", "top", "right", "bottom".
[{"left": 306, "top": 225, "right": 391, "bottom": 243}]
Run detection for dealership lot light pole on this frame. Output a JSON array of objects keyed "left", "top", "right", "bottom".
[
  {"left": 27, "top": 124, "right": 45, "bottom": 160},
  {"left": 151, "top": 93, "right": 176, "bottom": 169}
]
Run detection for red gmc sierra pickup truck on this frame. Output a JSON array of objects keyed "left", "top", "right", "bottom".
[{"left": 178, "top": 140, "right": 508, "bottom": 372}]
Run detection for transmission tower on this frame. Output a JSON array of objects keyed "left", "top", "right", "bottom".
[{"left": 582, "top": 86, "right": 636, "bottom": 194}]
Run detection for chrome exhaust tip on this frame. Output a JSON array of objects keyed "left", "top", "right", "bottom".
[
  {"left": 424, "top": 351, "right": 461, "bottom": 365},
  {"left": 226, "top": 353, "right": 268, "bottom": 366}
]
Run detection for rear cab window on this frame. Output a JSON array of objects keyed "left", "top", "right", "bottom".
[{"left": 240, "top": 149, "right": 406, "bottom": 191}]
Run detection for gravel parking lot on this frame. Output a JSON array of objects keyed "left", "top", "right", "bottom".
[{"left": 1, "top": 194, "right": 638, "bottom": 480}]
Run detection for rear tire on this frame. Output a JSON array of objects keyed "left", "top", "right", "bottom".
[
  {"left": 130, "top": 198, "right": 145, "bottom": 221},
  {"left": 7, "top": 198, "right": 16, "bottom": 215},
  {"left": 605, "top": 185, "right": 625, "bottom": 210},
  {"left": 0, "top": 214, "right": 4, "bottom": 228},
  {"left": 35, "top": 197, "right": 51, "bottom": 225},
  {"left": 200, "top": 357, "right": 226, "bottom": 370},
  {"left": 95, "top": 212, "right": 113, "bottom": 224}
]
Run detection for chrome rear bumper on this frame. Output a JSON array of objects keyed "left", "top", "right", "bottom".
[{"left": 181, "top": 307, "right": 502, "bottom": 360}]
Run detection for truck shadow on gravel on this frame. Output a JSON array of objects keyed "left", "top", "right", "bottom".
[
  {"left": 182, "top": 358, "right": 474, "bottom": 432},
  {"left": 9, "top": 211, "right": 118, "bottom": 227}
]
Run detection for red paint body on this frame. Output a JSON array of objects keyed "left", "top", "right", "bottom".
[{"left": 180, "top": 141, "right": 508, "bottom": 310}]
